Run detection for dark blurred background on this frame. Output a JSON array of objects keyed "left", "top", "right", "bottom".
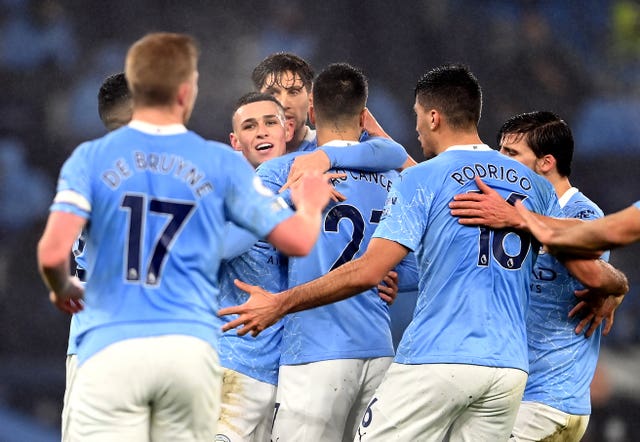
[{"left": 0, "top": 0, "right": 639, "bottom": 440}]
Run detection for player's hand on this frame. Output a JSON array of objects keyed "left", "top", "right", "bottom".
[
  {"left": 362, "top": 108, "right": 391, "bottom": 139},
  {"left": 49, "top": 277, "right": 84, "bottom": 314},
  {"left": 280, "top": 150, "right": 331, "bottom": 193},
  {"left": 569, "top": 288, "right": 625, "bottom": 338},
  {"left": 218, "top": 280, "right": 284, "bottom": 337},
  {"left": 325, "top": 172, "right": 347, "bottom": 202},
  {"left": 377, "top": 270, "right": 398, "bottom": 305},
  {"left": 289, "top": 171, "right": 334, "bottom": 214},
  {"left": 449, "top": 176, "right": 521, "bottom": 228}
]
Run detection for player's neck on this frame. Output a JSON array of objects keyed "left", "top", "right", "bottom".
[
  {"left": 438, "top": 131, "right": 483, "bottom": 155},
  {"left": 316, "top": 126, "right": 360, "bottom": 147},
  {"left": 549, "top": 175, "right": 572, "bottom": 199},
  {"left": 132, "top": 106, "right": 185, "bottom": 126},
  {"left": 287, "top": 125, "right": 309, "bottom": 153}
]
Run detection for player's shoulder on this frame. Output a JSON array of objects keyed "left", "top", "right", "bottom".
[
  {"left": 257, "top": 151, "right": 302, "bottom": 175},
  {"left": 563, "top": 189, "right": 604, "bottom": 220}
]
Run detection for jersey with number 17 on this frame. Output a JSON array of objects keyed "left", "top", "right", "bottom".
[
  {"left": 374, "top": 145, "right": 562, "bottom": 372},
  {"left": 51, "top": 123, "right": 293, "bottom": 365}
]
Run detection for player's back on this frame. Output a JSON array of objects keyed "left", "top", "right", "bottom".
[
  {"left": 524, "top": 190, "right": 605, "bottom": 414},
  {"left": 386, "top": 145, "right": 560, "bottom": 372},
  {"left": 58, "top": 124, "right": 285, "bottom": 363},
  {"left": 282, "top": 164, "right": 399, "bottom": 365}
]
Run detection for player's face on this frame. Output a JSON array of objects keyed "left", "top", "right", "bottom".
[
  {"left": 260, "top": 71, "right": 310, "bottom": 139},
  {"left": 230, "top": 100, "right": 289, "bottom": 168},
  {"left": 414, "top": 99, "right": 436, "bottom": 159},
  {"left": 499, "top": 133, "right": 543, "bottom": 173}
]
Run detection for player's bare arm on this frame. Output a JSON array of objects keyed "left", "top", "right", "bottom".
[
  {"left": 362, "top": 107, "right": 417, "bottom": 170},
  {"left": 514, "top": 200, "right": 634, "bottom": 255},
  {"left": 220, "top": 238, "right": 408, "bottom": 336},
  {"left": 267, "top": 172, "right": 331, "bottom": 256},
  {"left": 37, "top": 211, "right": 86, "bottom": 313},
  {"left": 377, "top": 270, "right": 398, "bottom": 305},
  {"left": 562, "top": 258, "right": 629, "bottom": 337},
  {"left": 450, "top": 176, "right": 524, "bottom": 228},
  {"left": 452, "top": 176, "right": 585, "bottom": 231}
]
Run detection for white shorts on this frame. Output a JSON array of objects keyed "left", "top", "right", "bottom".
[
  {"left": 61, "top": 354, "right": 78, "bottom": 442},
  {"left": 216, "top": 368, "right": 277, "bottom": 442},
  {"left": 67, "top": 335, "right": 222, "bottom": 442},
  {"left": 273, "top": 357, "right": 392, "bottom": 442},
  {"left": 355, "top": 362, "right": 527, "bottom": 442},
  {"left": 510, "top": 401, "right": 589, "bottom": 442}
]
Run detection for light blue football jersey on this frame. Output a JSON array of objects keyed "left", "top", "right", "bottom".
[
  {"left": 51, "top": 122, "right": 293, "bottom": 364},
  {"left": 634, "top": 200, "right": 640, "bottom": 210},
  {"left": 524, "top": 188, "right": 606, "bottom": 414},
  {"left": 258, "top": 140, "right": 409, "bottom": 365},
  {"left": 373, "top": 145, "right": 561, "bottom": 372},
  {"left": 215, "top": 135, "right": 410, "bottom": 382},
  {"left": 218, "top": 238, "right": 287, "bottom": 385}
]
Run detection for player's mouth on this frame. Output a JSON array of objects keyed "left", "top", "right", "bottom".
[{"left": 256, "top": 143, "right": 273, "bottom": 151}]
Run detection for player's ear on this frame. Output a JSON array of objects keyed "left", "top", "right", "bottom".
[
  {"left": 176, "top": 82, "right": 190, "bottom": 107},
  {"left": 229, "top": 132, "right": 242, "bottom": 151},
  {"left": 539, "top": 154, "right": 555, "bottom": 173},
  {"left": 309, "top": 103, "right": 316, "bottom": 125},
  {"left": 430, "top": 109, "right": 440, "bottom": 130},
  {"left": 358, "top": 108, "right": 366, "bottom": 129},
  {"left": 284, "top": 118, "right": 295, "bottom": 143}
]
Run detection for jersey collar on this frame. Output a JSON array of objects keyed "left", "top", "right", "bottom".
[
  {"left": 129, "top": 120, "right": 188, "bottom": 135},
  {"left": 445, "top": 144, "right": 492, "bottom": 152},
  {"left": 557, "top": 187, "right": 579, "bottom": 208}
]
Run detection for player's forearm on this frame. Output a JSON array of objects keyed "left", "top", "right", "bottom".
[
  {"left": 38, "top": 258, "right": 73, "bottom": 299},
  {"left": 565, "top": 258, "right": 629, "bottom": 294},
  {"left": 268, "top": 210, "right": 321, "bottom": 256},
  {"left": 280, "top": 256, "right": 381, "bottom": 314}
]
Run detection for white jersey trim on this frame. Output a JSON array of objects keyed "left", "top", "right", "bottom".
[
  {"left": 128, "top": 120, "right": 188, "bottom": 135},
  {"left": 557, "top": 187, "right": 579, "bottom": 209},
  {"left": 54, "top": 189, "right": 91, "bottom": 212},
  {"left": 322, "top": 139, "right": 358, "bottom": 147},
  {"left": 445, "top": 144, "right": 493, "bottom": 152}
]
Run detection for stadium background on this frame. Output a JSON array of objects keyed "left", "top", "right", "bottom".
[{"left": 0, "top": 0, "right": 638, "bottom": 440}]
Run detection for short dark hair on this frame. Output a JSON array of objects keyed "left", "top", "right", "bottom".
[
  {"left": 414, "top": 63, "right": 482, "bottom": 129},
  {"left": 97, "top": 72, "right": 131, "bottom": 130},
  {"left": 497, "top": 111, "right": 574, "bottom": 177},
  {"left": 231, "top": 92, "right": 285, "bottom": 120},
  {"left": 251, "top": 52, "right": 314, "bottom": 92},
  {"left": 312, "top": 63, "right": 367, "bottom": 123}
]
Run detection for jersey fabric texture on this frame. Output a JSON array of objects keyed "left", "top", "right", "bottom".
[
  {"left": 373, "top": 144, "right": 562, "bottom": 372},
  {"left": 217, "top": 239, "right": 287, "bottom": 385},
  {"left": 524, "top": 188, "right": 606, "bottom": 415},
  {"left": 216, "top": 134, "right": 409, "bottom": 383},
  {"left": 51, "top": 121, "right": 293, "bottom": 364},
  {"left": 258, "top": 140, "right": 402, "bottom": 365}
]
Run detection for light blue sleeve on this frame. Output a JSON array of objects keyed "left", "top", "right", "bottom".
[
  {"left": 634, "top": 200, "right": 640, "bottom": 210},
  {"left": 321, "top": 136, "right": 408, "bottom": 172},
  {"left": 221, "top": 222, "right": 260, "bottom": 260},
  {"left": 224, "top": 152, "right": 294, "bottom": 239},
  {"left": 373, "top": 169, "right": 427, "bottom": 252},
  {"left": 393, "top": 252, "right": 419, "bottom": 291},
  {"left": 49, "top": 142, "right": 93, "bottom": 218}
]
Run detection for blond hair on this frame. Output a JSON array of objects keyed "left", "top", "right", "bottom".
[{"left": 125, "top": 32, "right": 199, "bottom": 107}]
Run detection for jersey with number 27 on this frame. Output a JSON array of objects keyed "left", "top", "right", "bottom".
[
  {"left": 373, "top": 145, "right": 561, "bottom": 372},
  {"left": 50, "top": 122, "right": 293, "bottom": 365}
]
